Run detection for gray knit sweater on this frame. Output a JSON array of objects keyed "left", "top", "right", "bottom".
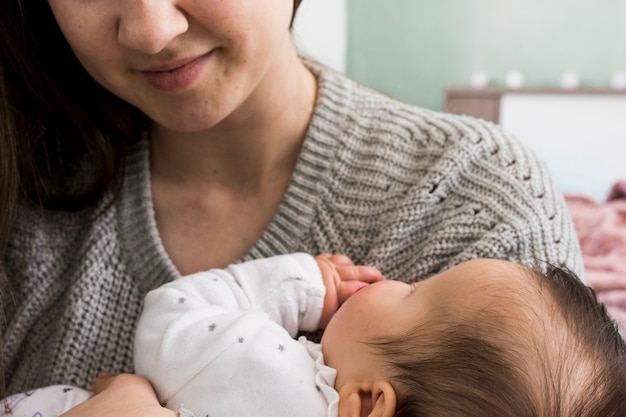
[{"left": 2, "top": 62, "right": 583, "bottom": 395}]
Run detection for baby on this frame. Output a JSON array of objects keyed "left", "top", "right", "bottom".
[{"left": 3, "top": 254, "right": 626, "bottom": 417}]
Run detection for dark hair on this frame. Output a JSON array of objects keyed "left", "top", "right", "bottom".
[
  {"left": 537, "top": 265, "right": 626, "bottom": 416},
  {"left": 370, "top": 263, "right": 626, "bottom": 417},
  {"left": 0, "top": 1, "right": 144, "bottom": 249}
]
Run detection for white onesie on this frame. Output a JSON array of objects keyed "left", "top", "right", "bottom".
[{"left": 1, "top": 254, "right": 339, "bottom": 417}]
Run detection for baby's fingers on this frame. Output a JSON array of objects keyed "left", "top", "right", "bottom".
[
  {"left": 326, "top": 254, "right": 355, "bottom": 266},
  {"left": 336, "top": 264, "right": 385, "bottom": 283},
  {"left": 337, "top": 279, "right": 374, "bottom": 305}
]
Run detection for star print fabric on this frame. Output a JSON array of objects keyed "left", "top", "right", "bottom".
[
  {"left": 0, "top": 385, "right": 91, "bottom": 417},
  {"left": 134, "top": 253, "right": 337, "bottom": 417}
]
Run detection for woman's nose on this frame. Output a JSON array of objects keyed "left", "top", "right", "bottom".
[{"left": 117, "top": 1, "right": 189, "bottom": 54}]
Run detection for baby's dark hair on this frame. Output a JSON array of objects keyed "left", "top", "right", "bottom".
[{"left": 369, "top": 262, "right": 626, "bottom": 417}]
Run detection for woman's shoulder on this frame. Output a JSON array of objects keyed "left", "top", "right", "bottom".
[
  {"left": 308, "top": 60, "right": 517, "bottom": 157},
  {"left": 307, "top": 62, "right": 539, "bottom": 189},
  {"left": 306, "top": 67, "right": 546, "bottom": 199},
  {"left": 298, "top": 61, "right": 583, "bottom": 276}
]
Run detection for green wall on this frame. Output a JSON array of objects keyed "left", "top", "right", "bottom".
[{"left": 347, "top": 0, "right": 626, "bottom": 111}]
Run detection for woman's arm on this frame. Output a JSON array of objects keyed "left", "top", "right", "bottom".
[{"left": 59, "top": 374, "right": 175, "bottom": 417}]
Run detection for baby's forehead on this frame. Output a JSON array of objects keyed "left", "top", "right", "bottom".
[
  {"left": 444, "top": 259, "right": 546, "bottom": 313},
  {"left": 450, "top": 258, "right": 538, "bottom": 290}
]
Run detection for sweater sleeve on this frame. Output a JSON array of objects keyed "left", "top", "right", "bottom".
[{"left": 133, "top": 253, "right": 326, "bottom": 407}]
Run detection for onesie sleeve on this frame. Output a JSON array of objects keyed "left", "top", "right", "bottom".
[{"left": 134, "top": 253, "right": 326, "bottom": 409}]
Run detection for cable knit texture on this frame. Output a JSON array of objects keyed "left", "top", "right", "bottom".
[{"left": 1, "top": 61, "right": 583, "bottom": 395}]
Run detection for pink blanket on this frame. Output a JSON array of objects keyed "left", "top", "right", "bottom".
[{"left": 566, "top": 181, "right": 626, "bottom": 330}]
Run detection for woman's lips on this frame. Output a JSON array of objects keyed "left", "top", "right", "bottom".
[{"left": 141, "top": 53, "right": 211, "bottom": 91}]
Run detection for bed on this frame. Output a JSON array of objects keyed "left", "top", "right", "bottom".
[{"left": 446, "top": 87, "right": 626, "bottom": 330}]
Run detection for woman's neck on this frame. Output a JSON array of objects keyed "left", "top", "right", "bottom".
[
  {"left": 148, "top": 54, "right": 317, "bottom": 273},
  {"left": 149, "top": 54, "right": 317, "bottom": 195}
]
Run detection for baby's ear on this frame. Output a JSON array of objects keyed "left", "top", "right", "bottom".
[
  {"left": 338, "top": 380, "right": 396, "bottom": 417},
  {"left": 369, "top": 380, "right": 396, "bottom": 417}
]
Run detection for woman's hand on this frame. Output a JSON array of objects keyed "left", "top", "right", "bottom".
[
  {"left": 60, "top": 373, "right": 176, "bottom": 417},
  {"left": 316, "top": 253, "right": 385, "bottom": 328}
]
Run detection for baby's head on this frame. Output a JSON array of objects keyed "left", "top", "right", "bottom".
[{"left": 321, "top": 259, "right": 626, "bottom": 417}]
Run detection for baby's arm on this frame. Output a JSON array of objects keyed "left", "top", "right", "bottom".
[
  {"left": 137, "top": 254, "right": 328, "bottom": 336},
  {"left": 137, "top": 253, "right": 381, "bottom": 341},
  {"left": 135, "top": 254, "right": 325, "bottom": 409}
]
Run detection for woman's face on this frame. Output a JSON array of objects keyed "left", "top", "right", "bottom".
[{"left": 47, "top": 0, "right": 297, "bottom": 132}]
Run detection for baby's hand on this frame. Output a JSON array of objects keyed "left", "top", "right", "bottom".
[{"left": 316, "top": 253, "right": 385, "bottom": 328}]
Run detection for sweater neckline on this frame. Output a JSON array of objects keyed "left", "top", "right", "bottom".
[{"left": 118, "top": 61, "right": 355, "bottom": 291}]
